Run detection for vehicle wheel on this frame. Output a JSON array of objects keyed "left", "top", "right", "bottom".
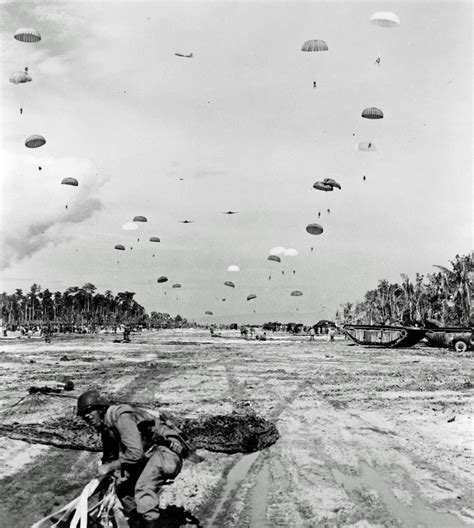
[{"left": 454, "top": 340, "right": 468, "bottom": 353}]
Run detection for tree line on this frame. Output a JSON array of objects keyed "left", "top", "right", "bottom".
[
  {"left": 0, "top": 283, "right": 187, "bottom": 329},
  {"left": 336, "top": 254, "right": 472, "bottom": 327}
]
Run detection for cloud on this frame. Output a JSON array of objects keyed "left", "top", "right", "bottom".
[{"left": 0, "top": 154, "right": 107, "bottom": 270}]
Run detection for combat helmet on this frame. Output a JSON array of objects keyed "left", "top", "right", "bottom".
[{"left": 77, "top": 389, "right": 109, "bottom": 417}]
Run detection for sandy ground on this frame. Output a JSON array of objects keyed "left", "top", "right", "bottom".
[{"left": 0, "top": 329, "right": 472, "bottom": 527}]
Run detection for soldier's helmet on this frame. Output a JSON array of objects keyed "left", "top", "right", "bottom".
[{"left": 77, "top": 389, "right": 109, "bottom": 417}]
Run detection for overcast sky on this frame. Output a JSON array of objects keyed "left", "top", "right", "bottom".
[{"left": 0, "top": 0, "right": 471, "bottom": 323}]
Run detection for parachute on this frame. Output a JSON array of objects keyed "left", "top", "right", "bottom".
[
  {"left": 247, "top": 294, "right": 257, "bottom": 301},
  {"left": 369, "top": 12, "right": 400, "bottom": 28},
  {"left": 362, "top": 107, "right": 384, "bottom": 119},
  {"left": 313, "top": 181, "right": 334, "bottom": 192},
  {"left": 14, "top": 28, "right": 41, "bottom": 43},
  {"left": 205, "top": 311, "right": 213, "bottom": 315},
  {"left": 9, "top": 71, "right": 32, "bottom": 84},
  {"left": 114, "top": 244, "right": 125, "bottom": 251},
  {"left": 172, "top": 283, "right": 181, "bottom": 288},
  {"left": 61, "top": 177, "right": 78, "bottom": 186},
  {"left": 306, "top": 223, "right": 324, "bottom": 235},
  {"left": 291, "top": 290, "right": 303, "bottom": 297},
  {"left": 284, "top": 248, "right": 298, "bottom": 257},
  {"left": 133, "top": 216, "right": 147, "bottom": 222},
  {"left": 269, "top": 247, "right": 286, "bottom": 255},
  {"left": 228, "top": 265, "right": 240, "bottom": 272},
  {"left": 123, "top": 222, "right": 137, "bottom": 231},
  {"left": 356, "top": 142, "right": 376, "bottom": 152},
  {"left": 301, "top": 40, "right": 328, "bottom": 52},
  {"left": 157, "top": 276, "right": 168, "bottom": 283},
  {"left": 267, "top": 255, "right": 281, "bottom": 263},
  {"left": 25, "top": 135, "right": 46, "bottom": 148},
  {"left": 322, "top": 178, "right": 341, "bottom": 190},
  {"left": 224, "top": 281, "right": 235, "bottom": 288},
  {"left": 149, "top": 237, "right": 160, "bottom": 242}
]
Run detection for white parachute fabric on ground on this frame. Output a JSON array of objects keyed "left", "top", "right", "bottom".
[
  {"left": 31, "top": 478, "right": 101, "bottom": 528},
  {"left": 70, "top": 478, "right": 101, "bottom": 528}
]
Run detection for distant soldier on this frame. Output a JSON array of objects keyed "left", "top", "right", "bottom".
[{"left": 123, "top": 326, "right": 131, "bottom": 342}]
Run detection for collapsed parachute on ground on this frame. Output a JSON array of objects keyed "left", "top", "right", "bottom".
[
  {"left": 61, "top": 177, "right": 78, "bottom": 186},
  {"left": 362, "top": 107, "right": 384, "bottom": 119},
  {"left": 228, "top": 265, "right": 239, "bottom": 272},
  {"left": 267, "top": 255, "right": 281, "bottom": 263},
  {"left": 247, "top": 294, "right": 257, "bottom": 301},
  {"left": 369, "top": 12, "right": 400, "bottom": 28},
  {"left": 157, "top": 276, "right": 168, "bottom": 283},
  {"left": 10, "top": 70, "right": 32, "bottom": 84},
  {"left": 301, "top": 39, "right": 328, "bottom": 52},
  {"left": 322, "top": 178, "right": 341, "bottom": 190},
  {"left": 172, "top": 284, "right": 181, "bottom": 288},
  {"left": 284, "top": 248, "right": 298, "bottom": 257},
  {"left": 205, "top": 311, "right": 213, "bottom": 315},
  {"left": 306, "top": 223, "right": 324, "bottom": 235},
  {"left": 291, "top": 291, "right": 303, "bottom": 297},
  {"left": 313, "top": 181, "right": 334, "bottom": 192},
  {"left": 14, "top": 28, "right": 41, "bottom": 43},
  {"left": 25, "top": 135, "right": 46, "bottom": 148},
  {"left": 224, "top": 281, "right": 235, "bottom": 288},
  {"left": 123, "top": 222, "right": 137, "bottom": 231},
  {"left": 356, "top": 142, "right": 376, "bottom": 152},
  {"left": 149, "top": 237, "right": 160, "bottom": 242},
  {"left": 133, "top": 216, "right": 147, "bottom": 222},
  {"left": 114, "top": 244, "right": 125, "bottom": 251}
]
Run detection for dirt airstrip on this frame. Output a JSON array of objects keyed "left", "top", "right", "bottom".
[{"left": 0, "top": 329, "right": 472, "bottom": 527}]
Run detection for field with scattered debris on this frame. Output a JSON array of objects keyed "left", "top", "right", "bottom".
[{"left": 0, "top": 329, "right": 472, "bottom": 527}]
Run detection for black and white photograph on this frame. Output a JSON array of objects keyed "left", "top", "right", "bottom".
[{"left": 0, "top": 1, "right": 472, "bottom": 527}]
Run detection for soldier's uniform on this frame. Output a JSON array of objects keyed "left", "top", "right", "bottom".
[{"left": 101, "top": 404, "right": 185, "bottom": 526}]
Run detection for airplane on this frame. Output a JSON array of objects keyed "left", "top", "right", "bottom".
[
  {"left": 179, "top": 220, "right": 194, "bottom": 224},
  {"left": 222, "top": 211, "right": 239, "bottom": 215},
  {"left": 175, "top": 52, "right": 193, "bottom": 58}
]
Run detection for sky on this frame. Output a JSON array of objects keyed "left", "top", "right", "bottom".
[{"left": 0, "top": 0, "right": 472, "bottom": 324}]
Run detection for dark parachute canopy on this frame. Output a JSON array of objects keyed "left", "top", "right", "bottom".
[
  {"left": 10, "top": 70, "right": 32, "bottom": 84},
  {"left": 362, "top": 107, "right": 384, "bottom": 119},
  {"left": 322, "top": 178, "right": 341, "bottom": 190},
  {"left": 301, "top": 40, "right": 328, "bottom": 52},
  {"left": 157, "top": 276, "right": 168, "bottom": 283},
  {"left": 133, "top": 216, "right": 148, "bottom": 222},
  {"left": 247, "top": 294, "right": 257, "bottom": 301},
  {"left": 267, "top": 255, "right": 281, "bottom": 263},
  {"left": 172, "top": 283, "right": 182, "bottom": 288},
  {"left": 205, "top": 311, "right": 213, "bottom": 315},
  {"left": 114, "top": 244, "right": 125, "bottom": 251},
  {"left": 25, "top": 135, "right": 46, "bottom": 148},
  {"left": 61, "top": 177, "right": 78, "bottom": 186},
  {"left": 291, "top": 290, "right": 303, "bottom": 297},
  {"left": 224, "top": 281, "right": 235, "bottom": 288},
  {"left": 149, "top": 237, "right": 160, "bottom": 242},
  {"left": 306, "top": 223, "right": 324, "bottom": 235},
  {"left": 313, "top": 181, "right": 334, "bottom": 192},
  {"left": 14, "top": 28, "right": 41, "bottom": 43}
]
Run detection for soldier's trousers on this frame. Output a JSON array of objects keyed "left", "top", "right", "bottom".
[{"left": 116, "top": 446, "right": 183, "bottom": 521}]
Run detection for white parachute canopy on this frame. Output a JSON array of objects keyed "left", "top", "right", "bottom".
[
  {"left": 284, "top": 248, "right": 298, "bottom": 257},
  {"left": 270, "top": 246, "right": 286, "bottom": 255},
  {"left": 228, "top": 265, "right": 240, "bottom": 272},
  {"left": 369, "top": 12, "right": 400, "bottom": 28},
  {"left": 122, "top": 222, "right": 138, "bottom": 231}
]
